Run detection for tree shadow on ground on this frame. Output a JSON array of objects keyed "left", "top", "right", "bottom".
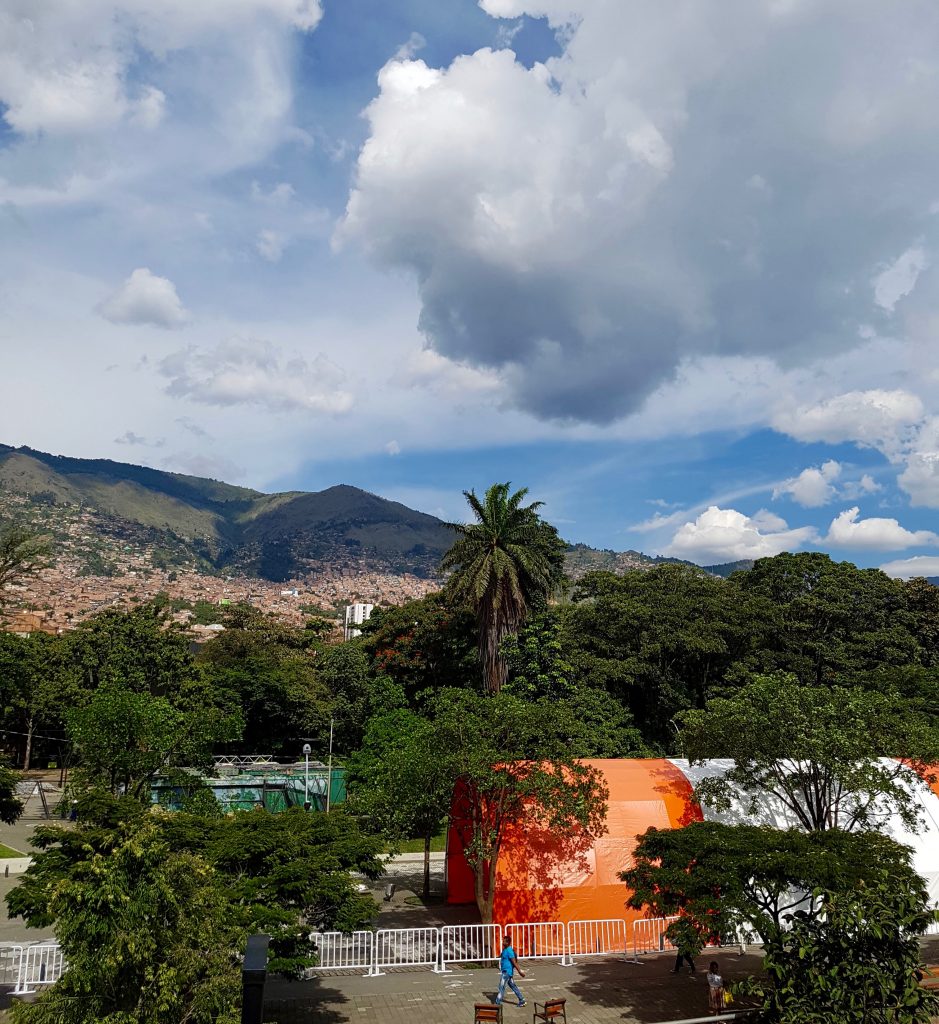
[
  {"left": 564, "top": 951, "right": 764, "bottom": 1022},
  {"left": 263, "top": 975, "right": 350, "bottom": 1024}
]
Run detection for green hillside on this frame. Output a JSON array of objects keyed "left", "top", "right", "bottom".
[
  {"left": 0, "top": 444, "right": 742, "bottom": 583},
  {"left": 0, "top": 445, "right": 453, "bottom": 580}
]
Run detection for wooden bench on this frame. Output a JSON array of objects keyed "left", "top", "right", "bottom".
[
  {"left": 918, "top": 964, "right": 939, "bottom": 989},
  {"left": 474, "top": 1002, "right": 502, "bottom": 1023},
  {"left": 533, "top": 998, "right": 567, "bottom": 1024}
]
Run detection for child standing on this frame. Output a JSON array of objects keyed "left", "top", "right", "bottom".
[{"left": 706, "top": 961, "right": 724, "bottom": 1015}]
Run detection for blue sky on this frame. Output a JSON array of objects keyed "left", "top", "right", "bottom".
[{"left": 2, "top": 0, "right": 939, "bottom": 574}]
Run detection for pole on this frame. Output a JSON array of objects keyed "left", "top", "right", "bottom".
[
  {"left": 326, "top": 717, "right": 334, "bottom": 814},
  {"left": 241, "top": 934, "right": 269, "bottom": 1024},
  {"left": 302, "top": 743, "right": 311, "bottom": 809}
]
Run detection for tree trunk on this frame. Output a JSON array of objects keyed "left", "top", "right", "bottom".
[
  {"left": 473, "top": 863, "right": 493, "bottom": 923},
  {"left": 423, "top": 834, "right": 431, "bottom": 900},
  {"left": 23, "top": 715, "right": 34, "bottom": 771}
]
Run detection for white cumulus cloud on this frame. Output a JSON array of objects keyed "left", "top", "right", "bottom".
[
  {"left": 898, "top": 418, "right": 939, "bottom": 507},
  {"left": 880, "top": 555, "right": 939, "bottom": 580},
  {"left": 0, "top": 0, "right": 322, "bottom": 135},
  {"left": 341, "top": 0, "right": 939, "bottom": 424},
  {"left": 825, "top": 507, "right": 939, "bottom": 550},
  {"left": 773, "top": 389, "right": 925, "bottom": 457},
  {"left": 773, "top": 460, "right": 842, "bottom": 507},
  {"left": 662, "top": 506, "right": 818, "bottom": 564},
  {"left": 159, "top": 338, "right": 353, "bottom": 414},
  {"left": 97, "top": 268, "right": 189, "bottom": 329}
]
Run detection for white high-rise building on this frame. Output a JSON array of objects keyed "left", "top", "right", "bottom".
[{"left": 344, "top": 602, "right": 374, "bottom": 640}]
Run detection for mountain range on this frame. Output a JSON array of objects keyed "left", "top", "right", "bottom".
[{"left": 0, "top": 444, "right": 750, "bottom": 582}]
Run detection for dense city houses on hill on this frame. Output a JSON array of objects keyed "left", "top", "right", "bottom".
[{"left": 0, "top": 493, "right": 438, "bottom": 636}]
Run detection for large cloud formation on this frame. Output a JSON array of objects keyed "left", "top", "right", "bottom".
[{"left": 340, "top": 0, "right": 939, "bottom": 424}]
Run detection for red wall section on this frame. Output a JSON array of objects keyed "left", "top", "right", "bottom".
[{"left": 447, "top": 759, "right": 701, "bottom": 926}]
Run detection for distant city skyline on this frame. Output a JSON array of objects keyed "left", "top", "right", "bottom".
[{"left": 3, "top": 0, "right": 939, "bottom": 574}]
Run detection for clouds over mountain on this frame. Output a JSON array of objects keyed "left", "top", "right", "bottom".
[
  {"left": 160, "top": 340, "right": 353, "bottom": 414},
  {"left": 342, "top": 0, "right": 939, "bottom": 424}
]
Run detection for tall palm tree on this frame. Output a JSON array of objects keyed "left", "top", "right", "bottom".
[{"left": 442, "top": 483, "right": 559, "bottom": 695}]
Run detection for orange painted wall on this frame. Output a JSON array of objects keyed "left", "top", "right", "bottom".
[{"left": 447, "top": 758, "right": 701, "bottom": 926}]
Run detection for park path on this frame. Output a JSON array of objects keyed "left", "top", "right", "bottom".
[{"left": 264, "top": 950, "right": 765, "bottom": 1024}]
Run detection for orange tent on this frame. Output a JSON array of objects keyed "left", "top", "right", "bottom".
[{"left": 446, "top": 758, "right": 700, "bottom": 927}]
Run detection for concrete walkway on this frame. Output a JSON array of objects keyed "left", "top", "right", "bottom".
[{"left": 264, "top": 950, "right": 764, "bottom": 1024}]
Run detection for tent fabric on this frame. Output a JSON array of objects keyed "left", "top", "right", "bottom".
[
  {"left": 445, "top": 758, "right": 939, "bottom": 926},
  {"left": 446, "top": 758, "right": 700, "bottom": 927}
]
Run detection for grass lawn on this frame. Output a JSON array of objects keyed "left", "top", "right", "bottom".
[
  {"left": 384, "top": 834, "right": 447, "bottom": 855},
  {"left": 0, "top": 844, "right": 24, "bottom": 858}
]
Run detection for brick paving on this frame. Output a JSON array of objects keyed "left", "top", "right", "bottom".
[{"left": 264, "top": 950, "right": 765, "bottom": 1024}]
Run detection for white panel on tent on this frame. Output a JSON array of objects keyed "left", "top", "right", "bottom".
[{"left": 668, "top": 757, "right": 939, "bottom": 906}]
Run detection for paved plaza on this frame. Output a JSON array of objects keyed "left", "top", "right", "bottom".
[{"left": 264, "top": 951, "right": 765, "bottom": 1024}]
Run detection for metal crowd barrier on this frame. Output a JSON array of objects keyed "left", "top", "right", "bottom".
[
  {"left": 12, "top": 943, "right": 66, "bottom": 994},
  {"left": 439, "top": 924, "right": 502, "bottom": 971}
]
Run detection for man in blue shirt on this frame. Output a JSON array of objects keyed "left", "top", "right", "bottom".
[{"left": 497, "top": 934, "right": 526, "bottom": 1007}]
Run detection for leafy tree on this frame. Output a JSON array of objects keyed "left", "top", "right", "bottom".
[
  {"left": 677, "top": 674, "right": 939, "bottom": 831},
  {"left": 359, "top": 591, "right": 478, "bottom": 700},
  {"left": 10, "top": 798, "right": 384, "bottom": 980},
  {"left": 317, "top": 640, "right": 405, "bottom": 754},
  {"left": 502, "top": 610, "right": 574, "bottom": 701},
  {"left": 197, "top": 605, "right": 329, "bottom": 756},
  {"left": 10, "top": 819, "right": 242, "bottom": 1024},
  {"left": 54, "top": 605, "right": 241, "bottom": 797},
  {"left": 0, "top": 632, "right": 77, "bottom": 769},
  {"left": 563, "top": 564, "right": 767, "bottom": 747},
  {"left": 501, "top": 610, "right": 650, "bottom": 756},
  {"left": 623, "top": 821, "right": 918, "bottom": 943},
  {"left": 64, "top": 603, "right": 197, "bottom": 695},
  {"left": 731, "top": 552, "right": 920, "bottom": 685},
  {"left": 430, "top": 688, "right": 608, "bottom": 921},
  {"left": 739, "top": 877, "right": 939, "bottom": 1023},
  {"left": 0, "top": 762, "right": 22, "bottom": 824},
  {"left": 0, "top": 522, "right": 49, "bottom": 607},
  {"left": 441, "top": 483, "right": 564, "bottom": 694},
  {"left": 347, "top": 709, "right": 451, "bottom": 897}
]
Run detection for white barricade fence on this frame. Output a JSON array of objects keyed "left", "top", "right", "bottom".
[
  {"left": 309, "top": 931, "right": 374, "bottom": 974},
  {"left": 504, "top": 922, "right": 568, "bottom": 965},
  {"left": 566, "top": 919, "right": 628, "bottom": 960},
  {"left": 370, "top": 927, "right": 441, "bottom": 977},
  {"left": 14, "top": 943, "right": 66, "bottom": 994},
  {"left": 632, "top": 916, "right": 679, "bottom": 959},
  {"left": 439, "top": 924, "right": 502, "bottom": 971},
  {"left": 0, "top": 944, "right": 22, "bottom": 987}
]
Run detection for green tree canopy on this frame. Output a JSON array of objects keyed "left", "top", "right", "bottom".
[
  {"left": 358, "top": 591, "right": 479, "bottom": 700},
  {"left": 10, "top": 796, "right": 384, "bottom": 981},
  {"left": 732, "top": 552, "right": 921, "bottom": 684},
  {"left": 197, "top": 604, "right": 330, "bottom": 756},
  {"left": 9, "top": 818, "right": 242, "bottom": 1024},
  {"left": 441, "top": 482, "right": 565, "bottom": 694},
  {"left": 677, "top": 673, "right": 939, "bottom": 831},
  {"left": 347, "top": 708, "right": 451, "bottom": 897},
  {"left": 623, "top": 820, "right": 919, "bottom": 943},
  {"left": 741, "top": 877, "right": 939, "bottom": 1024}
]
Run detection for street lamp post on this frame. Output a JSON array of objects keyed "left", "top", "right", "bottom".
[
  {"left": 326, "top": 718, "right": 334, "bottom": 814},
  {"left": 302, "top": 743, "right": 311, "bottom": 809}
]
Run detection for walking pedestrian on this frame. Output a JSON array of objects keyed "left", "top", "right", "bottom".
[
  {"left": 496, "top": 934, "right": 526, "bottom": 1007},
  {"left": 670, "top": 947, "right": 697, "bottom": 974},
  {"left": 706, "top": 961, "right": 725, "bottom": 1014}
]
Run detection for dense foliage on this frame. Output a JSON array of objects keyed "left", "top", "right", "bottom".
[{"left": 4, "top": 489, "right": 939, "bottom": 1017}]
